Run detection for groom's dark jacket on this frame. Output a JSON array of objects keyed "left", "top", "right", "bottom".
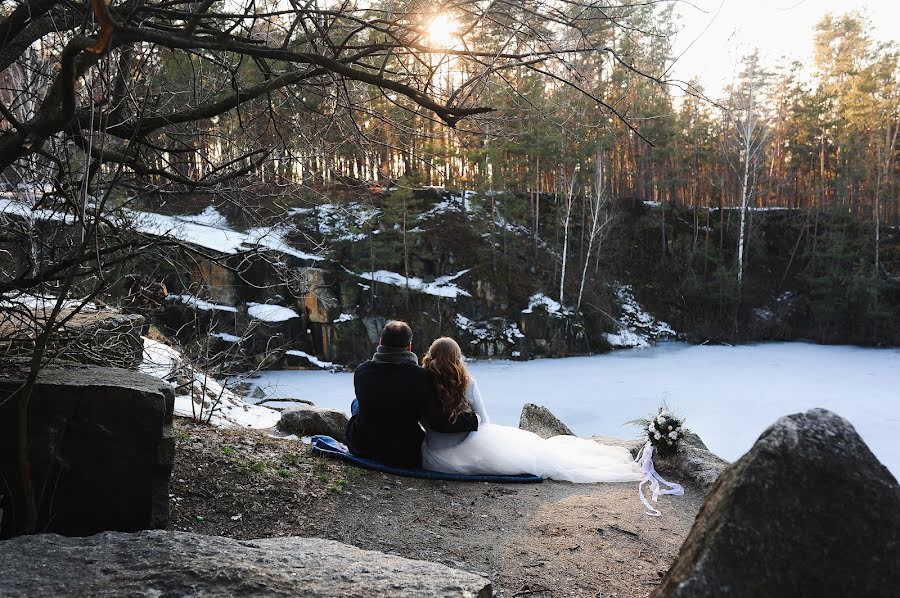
[{"left": 346, "top": 346, "right": 479, "bottom": 468}]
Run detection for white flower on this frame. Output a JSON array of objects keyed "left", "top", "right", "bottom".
[
  {"left": 648, "top": 423, "right": 656, "bottom": 433},
  {"left": 660, "top": 410, "right": 669, "bottom": 418},
  {"left": 668, "top": 431, "right": 678, "bottom": 440},
  {"left": 656, "top": 415, "right": 665, "bottom": 424},
  {"left": 676, "top": 426, "right": 682, "bottom": 432},
  {"left": 668, "top": 425, "right": 673, "bottom": 431},
  {"left": 654, "top": 432, "right": 661, "bottom": 440}
]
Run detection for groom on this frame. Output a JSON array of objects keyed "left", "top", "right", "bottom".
[{"left": 345, "top": 320, "right": 479, "bottom": 468}]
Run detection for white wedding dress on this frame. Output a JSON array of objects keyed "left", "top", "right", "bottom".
[{"left": 422, "top": 379, "right": 643, "bottom": 483}]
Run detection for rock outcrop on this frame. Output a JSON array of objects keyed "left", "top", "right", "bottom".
[
  {"left": 277, "top": 405, "right": 350, "bottom": 442},
  {"left": 0, "top": 366, "right": 174, "bottom": 538},
  {"left": 519, "top": 403, "right": 574, "bottom": 439},
  {"left": 0, "top": 531, "right": 493, "bottom": 597},
  {"left": 653, "top": 431, "right": 729, "bottom": 492},
  {"left": 1, "top": 309, "right": 144, "bottom": 369},
  {"left": 655, "top": 408, "right": 900, "bottom": 597}
]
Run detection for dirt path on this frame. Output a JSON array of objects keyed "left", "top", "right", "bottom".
[{"left": 170, "top": 422, "right": 702, "bottom": 597}]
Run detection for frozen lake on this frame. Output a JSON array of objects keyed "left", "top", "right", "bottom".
[{"left": 249, "top": 342, "right": 900, "bottom": 477}]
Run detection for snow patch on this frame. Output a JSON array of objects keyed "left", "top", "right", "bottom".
[
  {"left": 606, "top": 285, "right": 676, "bottom": 349},
  {"left": 247, "top": 302, "right": 300, "bottom": 322},
  {"left": 356, "top": 269, "right": 472, "bottom": 299},
  {"left": 179, "top": 206, "right": 229, "bottom": 228},
  {"left": 128, "top": 209, "right": 324, "bottom": 261},
  {"left": 285, "top": 350, "right": 338, "bottom": 370},
  {"left": 334, "top": 313, "right": 357, "bottom": 323},
  {"left": 456, "top": 314, "right": 525, "bottom": 345},
  {"left": 211, "top": 332, "right": 241, "bottom": 343},
  {"left": 522, "top": 293, "right": 569, "bottom": 316},
  {"left": 140, "top": 337, "right": 279, "bottom": 428},
  {"left": 166, "top": 294, "right": 238, "bottom": 313}
]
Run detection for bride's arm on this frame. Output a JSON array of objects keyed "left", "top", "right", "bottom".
[{"left": 468, "top": 380, "right": 490, "bottom": 425}]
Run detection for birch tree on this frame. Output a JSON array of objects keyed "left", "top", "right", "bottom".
[
  {"left": 727, "top": 53, "right": 770, "bottom": 285},
  {"left": 576, "top": 151, "right": 613, "bottom": 312},
  {"left": 558, "top": 164, "right": 579, "bottom": 306}
]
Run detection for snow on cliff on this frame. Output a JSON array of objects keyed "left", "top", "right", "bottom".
[
  {"left": 606, "top": 285, "right": 676, "bottom": 348},
  {"left": 354, "top": 268, "right": 472, "bottom": 299},
  {"left": 128, "top": 208, "right": 324, "bottom": 261}
]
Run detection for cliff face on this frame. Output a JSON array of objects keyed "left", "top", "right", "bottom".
[
  {"left": 8, "top": 188, "right": 892, "bottom": 373},
  {"left": 118, "top": 189, "right": 899, "bottom": 371}
]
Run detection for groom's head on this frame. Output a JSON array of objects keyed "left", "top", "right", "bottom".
[{"left": 380, "top": 320, "right": 413, "bottom": 350}]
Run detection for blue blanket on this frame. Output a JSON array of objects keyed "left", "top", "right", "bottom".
[{"left": 310, "top": 435, "right": 543, "bottom": 483}]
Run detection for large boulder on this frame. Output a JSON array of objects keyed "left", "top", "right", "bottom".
[
  {"left": 277, "top": 404, "right": 350, "bottom": 442},
  {"left": 654, "top": 431, "right": 729, "bottom": 492},
  {"left": 655, "top": 409, "right": 900, "bottom": 597},
  {"left": 0, "top": 365, "right": 174, "bottom": 539},
  {"left": 519, "top": 403, "right": 574, "bottom": 439},
  {"left": 0, "top": 530, "right": 492, "bottom": 597},
  {"left": 0, "top": 309, "right": 144, "bottom": 369}
]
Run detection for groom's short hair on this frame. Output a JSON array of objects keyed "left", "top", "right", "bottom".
[{"left": 381, "top": 320, "right": 413, "bottom": 348}]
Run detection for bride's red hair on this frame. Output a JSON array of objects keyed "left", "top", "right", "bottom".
[{"left": 423, "top": 337, "right": 471, "bottom": 423}]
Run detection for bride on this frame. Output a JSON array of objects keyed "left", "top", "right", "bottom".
[{"left": 421, "top": 337, "right": 643, "bottom": 483}]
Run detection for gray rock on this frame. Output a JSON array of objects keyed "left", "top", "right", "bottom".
[
  {"left": 1, "top": 311, "right": 144, "bottom": 369},
  {"left": 654, "top": 431, "right": 729, "bottom": 492},
  {"left": 277, "top": 404, "right": 349, "bottom": 442},
  {"left": 519, "top": 403, "right": 574, "bottom": 439},
  {"left": 0, "top": 531, "right": 492, "bottom": 597},
  {"left": 0, "top": 365, "right": 173, "bottom": 538},
  {"left": 655, "top": 409, "right": 900, "bottom": 598}
]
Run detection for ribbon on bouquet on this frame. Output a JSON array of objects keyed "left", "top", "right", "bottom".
[{"left": 635, "top": 441, "right": 684, "bottom": 517}]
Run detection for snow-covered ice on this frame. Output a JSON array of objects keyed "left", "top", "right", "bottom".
[{"left": 248, "top": 342, "right": 900, "bottom": 476}]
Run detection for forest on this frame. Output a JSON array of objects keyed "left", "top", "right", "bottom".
[{"left": 1, "top": 1, "right": 898, "bottom": 351}]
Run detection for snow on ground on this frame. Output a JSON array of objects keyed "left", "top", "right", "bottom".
[
  {"left": 354, "top": 268, "right": 472, "bottom": 299},
  {"left": 140, "top": 336, "right": 279, "bottom": 429},
  {"left": 127, "top": 208, "right": 324, "bottom": 261},
  {"left": 167, "top": 294, "right": 238, "bottom": 313},
  {"left": 285, "top": 349, "right": 338, "bottom": 370},
  {"left": 247, "top": 342, "right": 900, "bottom": 477},
  {"left": 334, "top": 313, "right": 357, "bottom": 323},
  {"left": 247, "top": 302, "right": 300, "bottom": 322},
  {"left": 606, "top": 285, "right": 676, "bottom": 348}
]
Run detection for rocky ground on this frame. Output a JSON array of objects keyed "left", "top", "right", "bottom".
[{"left": 171, "top": 421, "right": 704, "bottom": 597}]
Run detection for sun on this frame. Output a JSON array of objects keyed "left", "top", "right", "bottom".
[{"left": 426, "top": 14, "right": 459, "bottom": 49}]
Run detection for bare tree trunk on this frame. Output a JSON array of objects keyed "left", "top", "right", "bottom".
[
  {"left": 577, "top": 153, "right": 609, "bottom": 312},
  {"left": 736, "top": 80, "right": 755, "bottom": 286},
  {"left": 559, "top": 166, "right": 578, "bottom": 305}
]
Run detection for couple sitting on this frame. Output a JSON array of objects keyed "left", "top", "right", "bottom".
[{"left": 346, "top": 321, "right": 642, "bottom": 483}]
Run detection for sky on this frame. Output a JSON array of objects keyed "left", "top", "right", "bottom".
[{"left": 667, "top": 0, "right": 900, "bottom": 98}]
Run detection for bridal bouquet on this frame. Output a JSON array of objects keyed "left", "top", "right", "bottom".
[
  {"left": 627, "top": 406, "right": 687, "bottom": 517},
  {"left": 629, "top": 407, "right": 686, "bottom": 457}
]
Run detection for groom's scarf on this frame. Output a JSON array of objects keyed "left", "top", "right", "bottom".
[{"left": 372, "top": 345, "right": 419, "bottom": 365}]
